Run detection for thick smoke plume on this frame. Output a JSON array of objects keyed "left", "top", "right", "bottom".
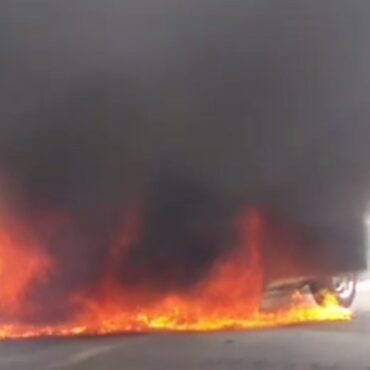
[{"left": 0, "top": 1, "right": 369, "bottom": 323}]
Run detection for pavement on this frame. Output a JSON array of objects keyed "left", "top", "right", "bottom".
[{"left": 0, "top": 287, "right": 370, "bottom": 370}]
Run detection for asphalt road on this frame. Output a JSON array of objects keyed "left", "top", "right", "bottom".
[{"left": 1, "top": 286, "right": 370, "bottom": 370}]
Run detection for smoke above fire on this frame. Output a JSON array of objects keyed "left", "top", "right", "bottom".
[{"left": 0, "top": 1, "right": 368, "bottom": 335}]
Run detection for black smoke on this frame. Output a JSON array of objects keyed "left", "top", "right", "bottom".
[{"left": 1, "top": 1, "right": 370, "bottom": 321}]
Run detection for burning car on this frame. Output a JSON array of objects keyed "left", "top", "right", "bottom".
[{"left": 261, "top": 211, "right": 365, "bottom": 308}]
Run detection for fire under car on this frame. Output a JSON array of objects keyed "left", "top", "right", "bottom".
[{"left": 260, "top": 210, "right": 367, "bottom": 308}]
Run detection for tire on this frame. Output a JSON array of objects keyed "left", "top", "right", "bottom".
[{"left": 310, "top": 273, "right": 357, "bottom": 308}]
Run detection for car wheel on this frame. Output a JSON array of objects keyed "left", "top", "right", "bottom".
[{"left": 310, "top": 273, "right": 357, "bottom": 308}]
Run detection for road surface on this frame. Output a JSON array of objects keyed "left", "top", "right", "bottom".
[{"left": 0, "top": 285, "right": 369, "bottom": 370}]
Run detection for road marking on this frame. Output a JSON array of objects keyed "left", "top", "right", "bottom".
[{"left": 46, "top": 343, "right": 121, "bottom": 370}]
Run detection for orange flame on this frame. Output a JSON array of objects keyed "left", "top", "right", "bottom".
[
  {"left": 0, "top": 219, "right": 51, "bottom": 318},
  {"left": 0, "top": 210, "right": 352, "bottom": 339}
]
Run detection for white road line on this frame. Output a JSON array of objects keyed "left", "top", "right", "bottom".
[{"left": 46, "top": 343, "right": 121, "bottom": 370}]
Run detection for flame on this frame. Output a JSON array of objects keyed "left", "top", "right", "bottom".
[
  {"left": 0, "top": 209, "right": 352, "bottom": 339},
  {"left": 0, "top": 219, "right": 51, "bottom": 318}
]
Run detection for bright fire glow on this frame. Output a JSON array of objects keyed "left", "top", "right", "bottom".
[
  {"left": 0, "top": 219, "right": 51, "bottom": 318},
  {"left": 0, "top": 210, "right": 352, "bottom": 340}
]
